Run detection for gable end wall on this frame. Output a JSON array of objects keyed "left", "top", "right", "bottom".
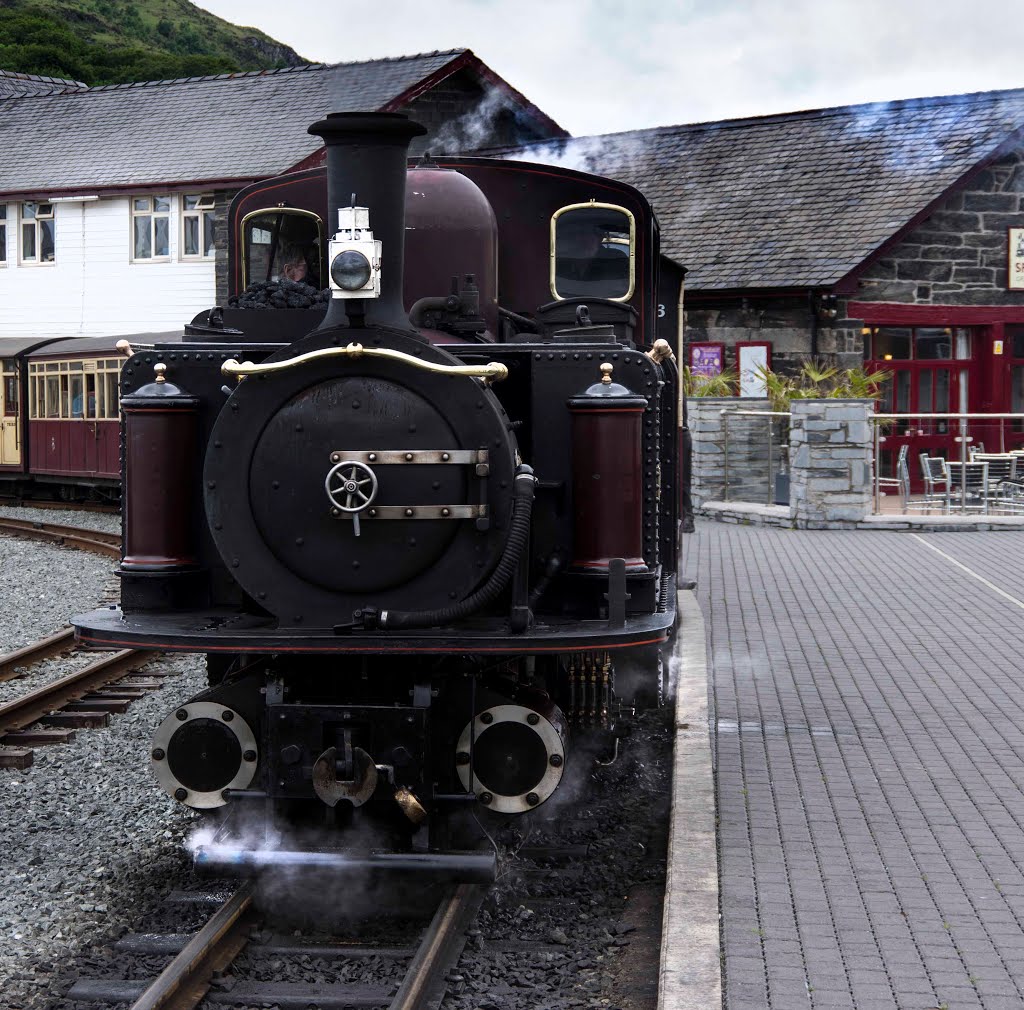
[{"left": 855, "top": 150, "right": 1024, "bottom": 307}]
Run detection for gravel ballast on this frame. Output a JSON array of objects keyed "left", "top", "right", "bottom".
[{"left": 0, "top": 534, "right": 205, "bottom": 1009}]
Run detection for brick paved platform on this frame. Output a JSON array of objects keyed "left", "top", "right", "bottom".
[{"left": 687, "top": 523, "right": 1024, "bottom": 1010}]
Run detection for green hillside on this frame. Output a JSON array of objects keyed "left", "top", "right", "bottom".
[{"left": 0, "top": 0, "right": 309, "bottom": 85}]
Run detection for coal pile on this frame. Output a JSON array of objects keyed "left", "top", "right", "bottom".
[{"left": 227, "top": 280, "right": 329, "bottom": 311}]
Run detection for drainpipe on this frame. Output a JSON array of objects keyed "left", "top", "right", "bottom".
[{"left": 809, "top": 290, "right": 819, "bottom": 358}]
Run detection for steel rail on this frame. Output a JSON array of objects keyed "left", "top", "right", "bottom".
[
  {"left": 128, "top": 883, "right": 256, "bottom": 1010},
  {"left": 0, "top": 518, "right": 120, "bottom": 558},
  {"left": 0, "top": 627, "right": 76, "bottom": 683},
  {"left": 0, "top": 648, "right": 156, "bottom": 734},
  {"left": 389, "top": 883, "right": 484, "bottom": 1010}
]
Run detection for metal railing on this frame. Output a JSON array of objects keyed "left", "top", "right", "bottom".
[
  {"left": 720, "top": 409, "right": 791, "bottom": 505},
  {"left": 871, "top": 412, "right": 1024, "bottom": 514}
]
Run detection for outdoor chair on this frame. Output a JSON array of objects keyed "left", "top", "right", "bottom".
[
  {"left": 971, "top": 454, "right": 1024, "bottom": 513},
  {"left": 875, "top": 444, "right": 905, "bottom": 509},
  {"left": 918, "top": 454, "right": 951, "bottom": 514},
  {"left": 945, "top": 460, "right": 990, "bottom": 514}
]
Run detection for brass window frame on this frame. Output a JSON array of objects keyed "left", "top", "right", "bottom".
[
  {"left": 239, "top": 207, "right": 325, "bottom": 289},
  {"left": 549, "top": 201, "right": 636, "bottom": 302}
]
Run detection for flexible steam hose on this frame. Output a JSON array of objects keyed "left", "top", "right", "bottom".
[{"left": 359, "top": 464, "right": 537, "bottom": 631}]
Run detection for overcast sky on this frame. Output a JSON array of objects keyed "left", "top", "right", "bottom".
[{"left": 195, "top": 0, "right": 1024, "bottom": 136}]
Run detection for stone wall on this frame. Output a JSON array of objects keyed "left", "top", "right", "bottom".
[
  {"left": 688, "top": 397, "right": 777, "bottom": 506},
  {"left": 684, "top": 295, "right": 865, "bottom": 375},
  {"left": 789, "top": 399, "right": 873, "bottom": 528},
  {"left": 855, "top": 151, "right": 1024, "bottom": 307}
]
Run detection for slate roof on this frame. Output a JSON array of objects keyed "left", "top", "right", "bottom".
[
  {"left": 0, "top": 69, "right": 86, "bottom": 98},
  {"left": 495, "top": 87, "right": 1024, "bottom": 291},
  {"left": 0, "top": 50, "right": 469, "bottom": 195}
]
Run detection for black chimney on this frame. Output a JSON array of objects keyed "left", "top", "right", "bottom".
[{"left": 307, "top": 112, "right": 428, "bottom": 330}]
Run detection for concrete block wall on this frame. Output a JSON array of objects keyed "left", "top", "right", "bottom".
[{"left": 789, "top": 398, "right": 873, "bottom": 528}]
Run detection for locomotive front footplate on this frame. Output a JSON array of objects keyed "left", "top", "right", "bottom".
[{"left": 71, "top": 601, "right": 676, "bottom": 654}]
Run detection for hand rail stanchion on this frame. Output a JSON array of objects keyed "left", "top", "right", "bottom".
[
  {"left": 722, "top": 411, "right": 730, "bottom": 503},
  {"left": 873, "top": 419, "right": 881, "bottom": 515},
  {"left": 960, "top": 414, "right": 968, "bottom": 510},
  {"left": 767, "top": 417, "right": 774, "bottom": 506},
  {"left": 1001, "top": 416, "right": 1006, "bottom": 453}
]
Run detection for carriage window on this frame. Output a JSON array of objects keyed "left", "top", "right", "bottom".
[
  {"left": 241, "top": 210, "right": 323, "bottom": 290},
  {"left": 0, "top": 205, "right": 6, "bottom": 264},
  {"left": 104, "top": 372, "right": 119, "bottom": 418},
  {"left": 551, "top": 203, "right": 635, "bottom": 302},
  {"left": 70, "top": 375, "right": 84, "bottom": 417}
]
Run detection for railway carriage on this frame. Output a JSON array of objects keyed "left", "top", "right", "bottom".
[{"left": 73, "top": 112, "right": 685, "bottom": 881}]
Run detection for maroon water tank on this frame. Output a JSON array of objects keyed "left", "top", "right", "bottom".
[
  {"left": 121, "top": 362, "right": 200, "bottom": 572},
  {"left": 567, "top": 363, "right": 649, "bottom": 573},
  {"left": 405, "top": 161, "right": 499, "bottom": 337}
]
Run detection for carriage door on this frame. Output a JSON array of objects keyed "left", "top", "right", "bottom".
[
  {"left": 0, "top": 360, "right": 20, "bottom": 466},
  {"left": 79, "top": 361, "right": 99, "bottom": 474}
]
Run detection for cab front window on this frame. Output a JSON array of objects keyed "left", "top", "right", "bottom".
[
  {"left": 551, "top": 203, "right": 635, "bottom": 302},
  {"left": 241, "top": 209, "right": 324, "bottom": 290}
]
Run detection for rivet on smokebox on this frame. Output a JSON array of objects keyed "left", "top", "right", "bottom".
[
  {"left": 456, "top": 751, "right": 471, "bottom": 766},
  {"left": 527, "top": 713, "right": 540, "bottom": 726},
  {"left": 479, "top": 792, "right": 493, "bottom": 805},
  {"left": 527, "top": 792, "right": 540, "bottom": 807},
  {"left": 151, "top": 748, "right": 165, "bottom": 761},
  {"left": 176, "top": 709, "right": 188, "bottom": 721},
  {"left": 480, "top": 712, "right": 494, "bottom": 725},
  {"left": 174, "top": 788, "right": 188, "bottom": 802},
  {"left": 394, "top": 787, "right": 428, "bottom": 825},
  {"left": 550, "top": 754, "right": 563, "bottom": 767}
]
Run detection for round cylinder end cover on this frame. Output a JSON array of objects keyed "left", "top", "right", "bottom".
[
  {"left": 151, "top": 702, "right": 257, "bottom": 809},
  {"left": 457, "top": 704, "right": 566, "bottom": 814}
]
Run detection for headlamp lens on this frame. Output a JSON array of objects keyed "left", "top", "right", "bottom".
[{"left": 331, "top": 250, "right": 372, "bottom": 291}]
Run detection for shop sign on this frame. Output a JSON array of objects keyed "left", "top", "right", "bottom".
[
  {"left": 689, "top": 342, "right": 724, "bottom": 376},
  {"left": 737, "top": 342, "right": 772, "bottom": 398},
  {"left": 1009, "top": 228, "right": 1024, "bottom": 290}
]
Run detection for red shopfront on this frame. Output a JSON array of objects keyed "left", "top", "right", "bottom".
[{"left": 853, "top": 303, "right": 1024, "bottom": 484}]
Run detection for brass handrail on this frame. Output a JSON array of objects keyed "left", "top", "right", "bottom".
[{"left": 222, "top": 342, "right": 508, "bottom": 384}]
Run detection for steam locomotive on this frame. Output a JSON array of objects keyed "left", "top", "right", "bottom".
[{"left": 73, "top": 112, "right": 683, "bottom": 881}]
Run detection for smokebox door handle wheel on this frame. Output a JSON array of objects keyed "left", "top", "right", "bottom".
[
  {"left": 221, "top": 342, "right": 509, "bottom": 384},
  {"left": 325, "top": 460, "right": 378, "bottom": 537}
]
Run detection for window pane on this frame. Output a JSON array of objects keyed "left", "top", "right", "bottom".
[
  {"left": 134, "top": 217, "right": 151, "bottom": 258},
  {"left": 95, "top": 376, "right": 106, "bottom": 418},
  {"left": 154, "top": 196, "right": 170, "bottom": 213},
  {"left": 38, "top": 204, "right": 51, "bottom": 217},
  {"left": 22, "top": 223, "right": 35, "bottom": 260},
  {"left": 105, "top": 374, "right": 118, "bottom": 417},
  {"left": 45, "top": 377, "right": 58, "bottom": 417},
  {"left": 0, "top": 223, "right": 5, "bottom": 263},
  {"left": 0, "top": 206, "right": 6, "bottom": 220},
  {"left": 184, "top": 194, "right": 199, "bottom": 210},
  {"left": 154, "top": 217, "right": 169, "bottom": 257},
  {"left": 203, "top": 211, "right": 215, "bottom": 256},
  {"left": 84, "top": 375, "right": 97, "bottom": 418},
  {"left": 23, "top": 203, "right": 36, "bottom": 220},
  {"left": 133, "top": 198, "right": 150, "bottom": 212},
  {"left": 40, "top": 219, "right": 54, "bottom": 262},
  {"left": 935, "top": 369, "right": 951, "bottom": 413},
  {"left": 184, "top": 216, "right": 199, "bottom": 256},
  {"left": 59, "top": 375, "right": 69, "bottom": 418},
  {"left": 872, "top": 328, "right": 911, "bottom": 360},
  {"left": 916, "top": 327, "right": 953, "bottom": 360},
  {"left": 553, "top": 206, "right": 631, "bottom": 300},
  {"left": 70, "top": 375, "right": 84, "bottom": 417}
]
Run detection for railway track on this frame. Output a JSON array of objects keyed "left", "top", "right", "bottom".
[
  {"left": 0, "top": 516, "right": 120, "bottom": 558},
  {"left": 0, "top": 498, "right": 120, "bottom": 514},
  {"left": 0, "top": 635, "right": 161, "bottom": 768},
  {"left": 69, "top": 882, "right": 484, "bottom": 1009}
]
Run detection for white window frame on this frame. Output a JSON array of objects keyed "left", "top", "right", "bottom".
[
  {"left": 0, "top": 204, "right": 6, "bottom": 266},
  {"left": 131, "top": 195, "right": 171, "bottom": 262},
  {"left": 20, "top": 201, "right": 55, "bottom": 265},
  {"left": 181, "top": 193, "right": 215, "bottom": 260}
]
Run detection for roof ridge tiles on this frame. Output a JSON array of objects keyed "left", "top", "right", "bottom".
[{"left": 58, "top": 48, "right": 468, "bottom": 95}]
